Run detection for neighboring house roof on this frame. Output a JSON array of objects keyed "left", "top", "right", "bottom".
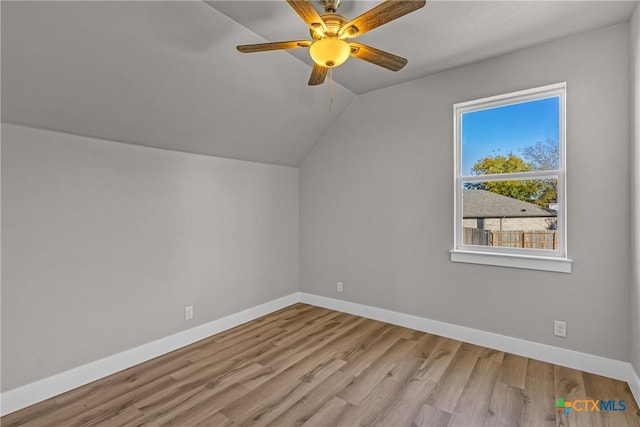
[{"left": 463, "top": 189, "right": 557, "bottom": 219}]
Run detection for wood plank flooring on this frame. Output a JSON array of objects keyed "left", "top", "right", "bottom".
[{"left": 2, "top": 303, "right": 639, "bottom": 426}]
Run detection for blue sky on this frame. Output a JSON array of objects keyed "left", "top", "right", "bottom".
[{"left": 461, "top": 96, "right": 559, "bottom": 175}]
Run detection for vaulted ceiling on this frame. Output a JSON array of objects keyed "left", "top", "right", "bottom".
[{"left": 2, "top": 1, "right": 637, "bottom": 166}]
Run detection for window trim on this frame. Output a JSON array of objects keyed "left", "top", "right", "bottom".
[{"left": 450, "top": 82, "right": 572, "bottom": 273}]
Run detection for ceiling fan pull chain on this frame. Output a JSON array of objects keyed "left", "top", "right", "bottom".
[{"left": 329, "top": 67, "right": 333, "bottom": 112}]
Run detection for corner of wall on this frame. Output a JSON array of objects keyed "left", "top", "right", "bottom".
[{"left": 630, "top": 1, "right": 640, "bottom": 377}]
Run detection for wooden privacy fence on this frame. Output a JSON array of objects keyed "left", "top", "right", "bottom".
[
  {"left": 463, "top": 227, "right": 491, "bottom": 246},
  {"left": 463, "top": 228, "right": 557, "bottom": 250}
]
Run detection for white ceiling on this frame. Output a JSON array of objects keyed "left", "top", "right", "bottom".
[{"left": 2, "top": 1, "right": 637, "bottom": 166}]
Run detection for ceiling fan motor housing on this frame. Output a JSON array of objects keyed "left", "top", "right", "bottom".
[{"left": 310, "top": 14, "right": 347, "bottom": 39}]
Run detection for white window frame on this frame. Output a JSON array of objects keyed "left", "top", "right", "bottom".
[{"left": 450, "top": 83, "right": 572, "bottom": 273}]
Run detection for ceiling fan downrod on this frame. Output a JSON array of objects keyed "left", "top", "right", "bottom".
[{"left": 321, "top": 0, "right": 340, "bottom": 13}]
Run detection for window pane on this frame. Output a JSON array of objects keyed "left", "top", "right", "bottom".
[
  {"left": 462, "top": 179, "right": 558, "bottom": 250},
  {"left": 461, "top": 97, "right": 560, "bottom": 176}
]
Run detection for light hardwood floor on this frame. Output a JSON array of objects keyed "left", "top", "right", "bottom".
[{"left": 2, "top": 303, "right": 639, "bottom": 426}]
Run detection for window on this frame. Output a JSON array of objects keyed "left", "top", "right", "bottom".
[{"left": 451, "top": 83, "right": 571, "bottom": 273}]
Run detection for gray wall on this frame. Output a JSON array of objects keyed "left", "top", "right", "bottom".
[
  {"left": 631, "top": 3, "right": 640, "bottom": 375},
  {"left": 1, "top": 124, "right": 299, "bottom": 391},
  {"left": 300, "top": 24, "right": 631, "bottom": 361}
]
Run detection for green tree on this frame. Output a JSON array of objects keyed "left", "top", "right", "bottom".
[
  {"left": 532, "top": 179, "right": 557, "bottom": 208},
  {"left": 471, "top": 152, "right": 533, "bottom": 175},
  {"left": 466, "top": 151, "right": 557, "bottom": 208},
  {"left": 466, "top": 153, "right": 541, "bottom": 202}
]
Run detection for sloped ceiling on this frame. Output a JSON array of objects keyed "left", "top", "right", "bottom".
[
  {"left": 211, "top": 0, "right": 638, "bottom": 95},
  {"left": 1, "top": 1, "right": 637, "bottom": 166},
  {"left": 1, "top": 1, "right": 354, "bottom": 166}
]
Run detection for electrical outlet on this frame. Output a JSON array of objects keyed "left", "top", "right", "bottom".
[
  {"left": 185, "top": 306, "right": 194, "bottom": 320},
  {"left": 337, "top": 282, "right": 344, "bottom": 293},
  {"left": 554, "top": 320, "right": 566, "bottom": 338}
]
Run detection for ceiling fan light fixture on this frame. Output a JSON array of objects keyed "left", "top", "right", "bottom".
[{"left": 309, "top": 38, "right": 350, "bottom": 68}]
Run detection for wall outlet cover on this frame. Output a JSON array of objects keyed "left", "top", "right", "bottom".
[{"left": 554, "top": 320, "right": 567, "bottom": 338}]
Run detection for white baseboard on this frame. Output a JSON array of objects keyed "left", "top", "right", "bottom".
[
  {"left": 299, "top": 292, "right": 640, "bottom": 405},
  {"left": 0, "top": 293, "right": 300, "bottom": 417},
  {"left": 3, "top": 291, "right": 638, "bottom": 416}
]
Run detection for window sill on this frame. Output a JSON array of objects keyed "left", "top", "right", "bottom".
[{"left": 450, "top": 249, "right": 572, "bottom": 273}]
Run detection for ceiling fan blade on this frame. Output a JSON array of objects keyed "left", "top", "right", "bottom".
[
  {"left": 286, "top": 1, "right": 327, "bottom": 33},
  {"left": 308, "top": 64, "right": 328, "bottom": 85},
  {"left": 341, "top": 0, "right": 426, "bottom": 38},
  {"left": 237, "top": 40, "right": 311, "bottom": 53},
  {"left": 349, "top": 42, "right": 407, "bottom": 71}
]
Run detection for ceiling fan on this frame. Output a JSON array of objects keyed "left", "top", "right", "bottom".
[{"left": 236, "top": 0, "right": 426, "bottom": 85}]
